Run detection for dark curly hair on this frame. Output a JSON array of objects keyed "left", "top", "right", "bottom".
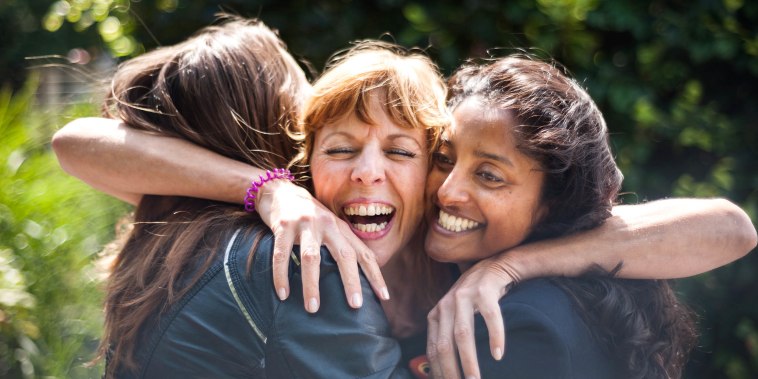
[{"left": 447, "top": 56, "right": 697, "bottom": 378}]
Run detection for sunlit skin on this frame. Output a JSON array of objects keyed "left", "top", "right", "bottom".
[
  {"left": 310, "top": 93, "right": 429, "bottom": 267},
  {"left": 424, "top": 97, "right": 547, "bottom": 268}
]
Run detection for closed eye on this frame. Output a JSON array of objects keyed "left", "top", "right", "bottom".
[
  {"left": 386, "top": 148, "right": 416, "bottom": 158},
  {"left": 325, "top": 147, "right": 356, "bottom": 155}
]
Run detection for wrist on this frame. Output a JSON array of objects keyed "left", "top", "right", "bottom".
[
  {"left": 490, "top": 245, "right": 550, "bottom": 284},
  {"left": 253, "top": 178, "right": 298, "bottom": 216},
  {"left": 243, "top": 168, "right": 295, "bottom": 213}
]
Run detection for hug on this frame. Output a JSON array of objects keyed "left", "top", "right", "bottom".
[{"left": 53, "top": 16, "right": 757, "bottom": 379}]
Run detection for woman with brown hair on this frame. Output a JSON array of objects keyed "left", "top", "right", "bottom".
[{"left": 91, "top": 17, "right": 423, "bottom": 378}]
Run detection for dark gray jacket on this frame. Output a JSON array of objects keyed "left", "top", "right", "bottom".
[{"left": 114, "top": 225, "right": 410, "bottom": 379}]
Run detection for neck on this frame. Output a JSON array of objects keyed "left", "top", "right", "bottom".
[
  {"left": 381, "top": 232, "right": 424, "bottom": 290},
  {"left": 379, "top": 231, "right": 428, "bottom": 338}
]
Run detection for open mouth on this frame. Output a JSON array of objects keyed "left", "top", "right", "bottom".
[
  {"left": 437, "top": 209, "right": 480, "bottom": 232},
  {"left": 344, "top": 203, "right": 395, "bottom": 233}
]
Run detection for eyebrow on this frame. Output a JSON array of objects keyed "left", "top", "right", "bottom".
[
  {"left": 475, "top": 149, "right": 514, "bottom": 167},
  {"left": 387, "top": 133, "right": 415, "bottom": 141},
  {"left": 388, "top": 133, "right": 423, "bottom": 147},
  {"left": 439, "top": 137, "right": 514, "bottom": 167},
  {"left": 322, "top": 130, "right": 423, "bottom": 147},
  {"left": 319, "top": 130, "right": 354, "bottom": 143}
]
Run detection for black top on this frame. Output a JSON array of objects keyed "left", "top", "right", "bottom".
[
  {"left": 115, "top": 225, "right": 411, "bottom": 379},
  {"left": 398, "top": 278, "right": 624, "bottom": 379},
  {"left": 476, "top": 278, "right": 624, "bottom": 379}
]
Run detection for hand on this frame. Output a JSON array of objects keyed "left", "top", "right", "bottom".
[
  {"left": 255, "top": 179, "right": 389, "bottom": 313},
  {"left": 427, "top": 255, "right": 521, "bottom": 379}
]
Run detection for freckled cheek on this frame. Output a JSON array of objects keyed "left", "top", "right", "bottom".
[
  {"left": 395, "top": 166, "right": 427, "bottom": 227},
  {"left": 310, "top": 161, "right": 344, "bottom": 208},
  {"left": 411, "top": 168, "right": 429, "bottom": 203}
]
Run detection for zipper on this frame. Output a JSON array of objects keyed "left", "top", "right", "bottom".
[{"left": 223, "top": 228, "right": 267, "bottom": 343}]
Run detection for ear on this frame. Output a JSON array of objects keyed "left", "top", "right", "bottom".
[
  {"left": 534, "top": 202, "right": 549, "bottom": 225},
  {"left": 528, "top": 169, "right": 550, "bottom": 232}
]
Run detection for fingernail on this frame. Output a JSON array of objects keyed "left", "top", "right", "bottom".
[
  {"left": 381, "top": 287, "right": 390, "bottom": 300},
  {"left": 494, "top": 347, "right": 503, "bottom": 360},
  {"left": 308, "top": 297, "right": 319, "bottom": 313},
  {"left": 466, "top": 376, "right": 477, "bottom": 379},
  {"left": 351, "top": 293, "right": 363, "bottom": 308},
  {"left": 277, "top": 288, "right": 287, "bottom": 301}
]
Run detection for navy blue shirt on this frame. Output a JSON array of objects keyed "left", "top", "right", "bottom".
[{"left": 477, "top": 278, "right": 624, "bottom": 379}]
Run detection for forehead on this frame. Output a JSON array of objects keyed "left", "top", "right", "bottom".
[
  {"left": 323, "top": 95, "right": 427, "bottom": 142},
  {"left": 448, "top": 98, "right": 515, "bottom": 140}
]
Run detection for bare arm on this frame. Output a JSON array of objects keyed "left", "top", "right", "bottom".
[
  {"left": 52, "top": 117, "right": 256, "bottom": 205},
  {"left": 429, "top": 198, "right": 756, "bottom": 379},
  {"left": 507, "top": 198, "right": 756, "bottom": 280},
  {"left": 52, "top": 117, "right": 389, "bottom": 310}
]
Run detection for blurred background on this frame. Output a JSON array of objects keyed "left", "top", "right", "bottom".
[{"left": 0, "top": 0, "right": 756, "bottom": 377}]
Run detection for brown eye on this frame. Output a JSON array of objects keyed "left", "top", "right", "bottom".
[
  {"left": 432, "top": 152, "right": 453, "bottom": 167},
  {"left": 477, "top": 170, "right": 504, "bottom": 184}
]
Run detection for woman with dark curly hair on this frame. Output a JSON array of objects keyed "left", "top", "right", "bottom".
[{"left": 425, "top": 56, "right": 697, "bottom": 378}]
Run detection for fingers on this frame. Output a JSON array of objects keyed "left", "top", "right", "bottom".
[
  {"left": 272, "top": 226, "right": 295, "bottom": 301},
  {"left": 353, "top": 242, "right": 389, "bottom": 301},
  {"left": 479, "top": 298, "right": 505, "bottom": 362},
  {"left": 263, "top": 185, "right": 389, "bottom": 313},
  {"left": 434, "top": 300, "right": 462, "bottom": 379},
  {"left": 429, "top": 267, "right": 511, "bottom": 379},
  {"left": 322, "top": 233, "right": 363, "bottom": 309},
  {"left": 454, "top": 296, "right": 480, "bottom": 379},
  {"left": 357, "top": 251, "right": 389, "bottom": 301},
  {"left": 427, "top": 308, "right": 443, "bottom": 379},
  {"left": 337, "top": 219, "right": 389, "bottom": 302},
  {"left": 299, "top": 229, "right": 322, "bottom": 313}
]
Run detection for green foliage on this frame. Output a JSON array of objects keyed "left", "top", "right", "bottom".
[
  {"left": 42, "top": 0, "right": 140, "bottom": 57},
  {"left": 0, "top": 79, "right": 129, "bottom": 378}
]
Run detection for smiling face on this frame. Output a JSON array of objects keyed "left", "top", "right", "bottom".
[
  {"left": 424, "top": 97, "right": 547, "bottom": 266},
  {"left": 310, "top": 94, "right": 429, "bottom": 266}
]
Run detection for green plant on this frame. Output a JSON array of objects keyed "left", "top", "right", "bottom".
[{"left": 0, "top": 77, "right": 128, "bottom": 378}]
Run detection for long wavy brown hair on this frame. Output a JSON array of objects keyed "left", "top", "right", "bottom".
[
  {"left": 98, "top": 16, "right": 309, "bottom": 377},
  {"left": 448, "top": 56, "right": 698, "bottom": 378}
]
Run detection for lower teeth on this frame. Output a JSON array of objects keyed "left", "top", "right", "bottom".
[{"left": 353, "top": 222, "right": 388, "bottom": 233}]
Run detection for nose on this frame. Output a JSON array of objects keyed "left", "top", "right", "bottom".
[
  {"left": 436, "top": 166, "right": 469, "bottom": 206},
  {"left": 350, "top": 146, "right": 386, "bottom": 185}
]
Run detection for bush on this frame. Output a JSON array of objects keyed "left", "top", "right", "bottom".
[{"left": 0, "top": 77, "right": 128, "bottom": 378}]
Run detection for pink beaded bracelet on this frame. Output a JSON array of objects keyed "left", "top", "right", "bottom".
[{"left": 243, "top": 168, "right": 295, "bottom": 213}]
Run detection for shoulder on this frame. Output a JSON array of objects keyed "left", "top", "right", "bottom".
[
  {"left": 226, "top": 226, "right": 407, "bottom": 378},
  {"left": 139, "top": 225, "right": 270, "bottom": 378},
  {"left": 475, "top": 279, "right": 621, "bottom": 379},
  {"left": 501, "top": 278, "right": 578, "bottom": 323}
]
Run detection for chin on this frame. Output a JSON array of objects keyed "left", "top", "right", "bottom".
[
  {"left": 367, "top": 243, "right": 397, "bottom": 267},
  {"left": 424, "top": 240, "right": 451, "bottom": 263}
]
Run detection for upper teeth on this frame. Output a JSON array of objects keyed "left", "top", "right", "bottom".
[
  {"left": 344, "top": 203, "right": 394, "bottom": 216},
  {"left": 438, "top": 210, "right": 479, "bottom": 232}
]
